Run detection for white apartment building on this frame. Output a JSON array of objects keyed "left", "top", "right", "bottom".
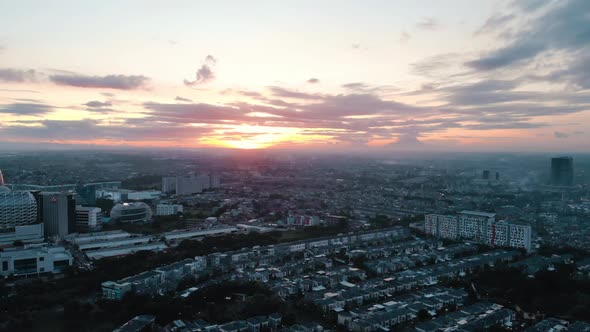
[
  {"left": 156, "top": 204, "right": 184, "bottom": 216},
  {"left": 424, "top": 211, "right": 531, "bottom": 251}
]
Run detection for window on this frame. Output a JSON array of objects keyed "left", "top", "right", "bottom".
[
  {"left": 1, "top": 261, "right": 7, "bottom": 271},
  {"left": 39, "top": 256, "right": 44, "bottom": 261}
]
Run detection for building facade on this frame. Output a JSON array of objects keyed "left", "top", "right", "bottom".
[
  {"left": 0, "top": 244, "right": 73, "bottom": 276},
  {"left": 156, "top": 204, "right": 183, "bottom": 216},
  {"left": 75, "top": 206, "right": 103, "bottom": 232},
  {"left": 42, "top": 192, "right": 75, "bottom": 237},
  {"left": 550, "top": 156, "right": 574, "bottom": 187}
]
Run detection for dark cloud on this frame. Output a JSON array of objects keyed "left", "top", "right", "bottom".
[
  {"left": 342, "top": 82, "right": 370, "bottom": 90},
  {"left": 475, "top": 14, "right": 515, "bottom": 35},
  {"left": 466, "top": 0, "right": 590, "bottom": 70},
  {"left": 50, "top": 74, "right": 149, "bottom": 89},
  {"left": 416, "top": 18, "right": 439, "bottom": 30},
  {"left": 0, "top": 103, "right": 51, "bottom": 116},
  {"left": 0, "top": 119, "right": 212, "bottom": 142},
  {"left": 0, "top": 68, "right": 38, "bottom": 82},
  {"left": 184, "top": 55, "right": 217, "bottom": 86},
  {"left": 307, "top": 78, "right": 319, "bottom": 84},
  {"left": 175, "top": 96, "right": 193, "bottom": 102},
  {"left": 554, "top": 131, "right": 569, "bottom": 138},
  {"left": 268, "top": 86, "right": 324, "bottom": 100},
  {"left": 84, "top": 101, "right": 112, "bottom": 108}
]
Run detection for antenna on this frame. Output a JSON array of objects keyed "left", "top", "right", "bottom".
[{"left": 0, "top": 169, "right": 4, "bottom": 186}]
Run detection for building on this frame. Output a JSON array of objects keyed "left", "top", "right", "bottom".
[
  {"left": 0, "top": 224, "right": 44, "bottom": 247},
  {"left": 162, "top": 176, "right": 177, "bottom": 194},
  {"left": 96, "top": 188, "right": 161, "bottom": 203},
  {"left": 156, "top": 204, "right": 183, "bottom": 216},
  {"left": 75, "top": 206, "right": 103, "bottom": 232},
  {"left": 0, "top": 244, "right": 73, "bottom": 276},
  {"left": 550, "top": 156, "right": 574, "bottom": 187},
  {"left": 0, "top": 190, "right": 38, "bottom": 230},
  {"left": 110, "top": 202, "right": 152, "bottom": 223},
  {"left": 41, "top": 192, "right": 75, "bottom": 237},
  {"left": 458, "top": 211, "right": 495, "bottom": 241},
  {"left": 162, "top": 174, "right": 221, "bottom": 195},
  {"left": 425, "top": 211, "right": 531, "bottom": 251},
  {"left": 482, "top": 170, "right": 490, "bottom": 180}
]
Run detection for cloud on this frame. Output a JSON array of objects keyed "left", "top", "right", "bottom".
[
  {"left": 475, "top": 14, "right": 515, "bottom": 35},
  {"left": 175, "top": 96, "right": 193, "bottom": 102},
  {"left": 50, "top": 74, "right": 149, "bottom": 89},
  {"left": 184, "top": 55, "right": 217, "bottom": 86},
  {"left": 466, "top": 0, "right": 590, "bottom": 71},
  {"left": 0, "top": 103, "right": 52, "bottom": 116},
  {"left": 268, "top": 86, "right": 324, "bottom": 100},
  {"left": 342, "top": 82, "right": 369, "bottom": 90},
  {"left": 0, "top": 68, "right": 38, "bottom": 82},
  {"left": 84, "top": 100, "right": 112, "bottom": 108},
  {"left": 351, "top": 43, "right": 361, "bottom": 49},
  {"left": 416, "top": 18, "right": 439, "bottom": 30},
  {"left": 399, "top": 31, "right": 411, "bottom": 44},
  {"left": 307, "top": 78, "right": 319, "bottom": 84},
  {"left": 554, "top": 131, "right": 569, "bottom": 138}
]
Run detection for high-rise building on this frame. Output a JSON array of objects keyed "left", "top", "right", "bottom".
[
  {"left": 75, "top": 206, "right": 103, "bottom": 232},
  {"left": 162, "top": 174, "right": 221, "bottom": 195},
  {"left": 550, "top": 156, "right": 574, "bottom": 187},
  {"left": 482, "top": 170, "right": 490, "bottom": 180},
  {"left": 41, "top": 192, "right": 75, "bottom": 237}
]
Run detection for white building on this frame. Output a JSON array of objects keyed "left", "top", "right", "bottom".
[
  {"left": 0, "top": 244, "right": 73, "bottom": 276},
  {"left": 96, "top": 188, "right": 161, "bottom": 203},
  {"left": 75, "top": 206, "right": 102, "bottom": 232},
  {"left": 162, "top": 174, "right": 221, "bottom": 195},
  {"left": 156, "top": 204, "right": 183, "bottom": 216},
  {"left": 424, "top": 211, "right": 531, "bottom": 251}
]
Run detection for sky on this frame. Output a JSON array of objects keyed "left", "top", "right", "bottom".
[{"left": 0, "top": 0, "right": 589, "bottom": 152}]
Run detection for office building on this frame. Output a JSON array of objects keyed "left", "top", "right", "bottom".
[
  {"left": 0, "top": 244, "right": 73, "bottom": 277},
  {"left": 110, "top": 202, "right": 152, "bottom": 223},
  {"left": 550, "top": 156, "right": 574, "bottom": 187},
  {"left": 76, "top": 184, "right": 96, "bottom": 206},
  {"left": 156, "top": 204, "right": 183, "bottom": 216},
  {"left": 75, "top": 206, "right": 103, "bottom": 232},
  {"left": 482, "top": 170, "right": 490, "bottom": 180},
  {"left": 42, "top": 192, "right": 75, "bottom": 237}
]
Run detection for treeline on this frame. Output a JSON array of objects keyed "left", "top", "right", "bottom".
[{"left": 470, "top": 264, "right": 590, "bottom": 321}]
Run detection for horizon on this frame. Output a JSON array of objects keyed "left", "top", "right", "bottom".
[{"left": 1, "top": 0, "right": 590, "bottom": 152}]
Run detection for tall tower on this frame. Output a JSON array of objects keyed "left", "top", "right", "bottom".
[
  {"left": 0, "top": 169, "right": 4, "bottom": 186},
  {"left": 550, "top": 157, "right": 574, "bottom": 187}
]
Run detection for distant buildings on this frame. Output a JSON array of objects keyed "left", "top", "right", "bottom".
[
  {"left": 75, "top": 206, "right": 103, "bottom": 232},
  {"left": 550, "top": 156, "right": 574, "bottom": 187},
  {"left": 162, "top": 174, "right": 221, "bottom": 195},
  {"left": 425, "top": 210, "right": 532, "bottom": 251},
  {"left": 0, "top": 244, "right": 73, "bottom": 277},
  {"left": 96, "top": 188, "right": 161, "bottom": 203},
  {"left": 155, "top": 203, "right": 183, "bottom": 216},
  {"left": 110, "top": 202, "right": 152, "bottom": 223}
]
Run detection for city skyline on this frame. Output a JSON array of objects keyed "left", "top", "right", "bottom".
[{"left": 1, "top": 0, "right": 590, "bottom": 151}]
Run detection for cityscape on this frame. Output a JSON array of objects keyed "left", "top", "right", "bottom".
[
  {"left": 0, "top": 151, "right": 589, "bottom": 331},
  {"left": 1, "top": 0, "right": 590, "bottom": 331}
]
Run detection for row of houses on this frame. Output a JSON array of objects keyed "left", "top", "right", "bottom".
[{"left": 101, "top": 227, "right": 410, "bottom": 299}]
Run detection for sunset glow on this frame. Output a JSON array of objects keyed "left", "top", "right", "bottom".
[{"left": 0, "top": 0, "right": 589, "bottom": 152}]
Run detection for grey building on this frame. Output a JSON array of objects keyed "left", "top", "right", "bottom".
[
  {"left": 550, "top": 156, "right": 574, "bottom": 187},
  {"left": 42, "top": 192, "right": 75, "bottom": 237}
]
